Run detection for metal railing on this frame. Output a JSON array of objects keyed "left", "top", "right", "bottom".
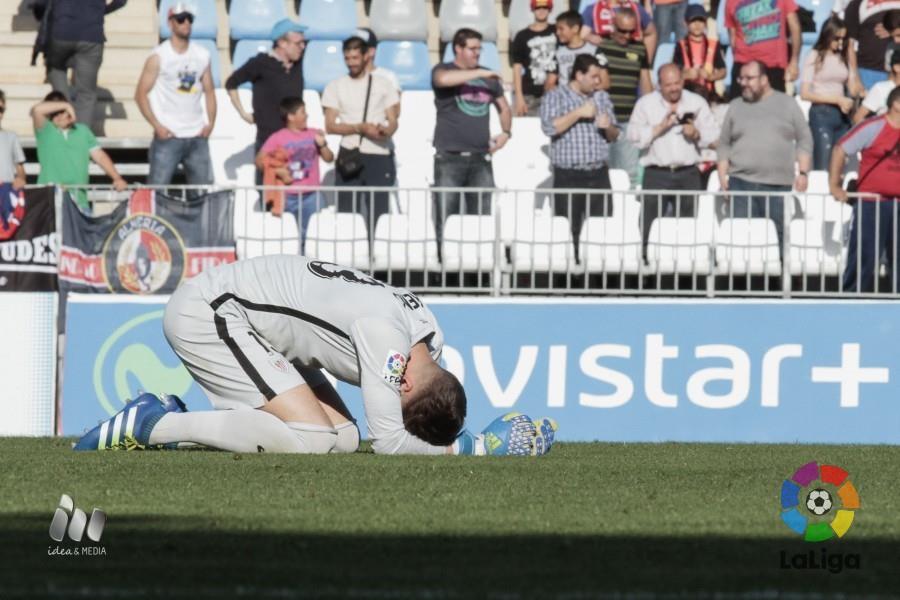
[{"left": 71, "top": 183, "right": 898, "bottom": 298}]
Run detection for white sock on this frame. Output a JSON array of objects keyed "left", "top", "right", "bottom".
[
  {"left": 149, "top": 410, "right": 307, "bottom": 453},
  {"left": 285, "top": 422, "right": 338, "bottom": 454}
]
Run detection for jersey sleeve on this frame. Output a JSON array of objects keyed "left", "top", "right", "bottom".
[{"left": 350, "top": 317, "right": 448, "bottom": 456}]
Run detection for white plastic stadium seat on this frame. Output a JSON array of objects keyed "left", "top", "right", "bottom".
[
  {"left": 510, "top": 213, "right": 573, "bottom": 272},
  {"left": 304, "top": 209, "right": 370, "bottom": 269},
  {"left": 647, "top": 218, "right": 714, "bottom": 275},
  {"left": 609, "top": 168, "right": 630, "bottom": 191},
  {"left": 580, "top": 215, "right": 642, "bottom": 274},
  {"left": 394, "top": 91, "right": 436, "bottom": 188},
  {"left": 439, "top": 0, "right": 498, "bottom": 42},
  {"left": 369, "top": 0, "right": 429, "bottom": 41},
  {"left": 303, "top": 41, "right": 350, "bottom": 93},
  {"left": 373, "top": 214, "right": 441, "bottom": 271},
  {"left": 442, "top": 214, "right": 500, "bottom": 272},
  {"left": 229, "top": 0, "right": 286, "bottom": 40},
  {"left": 788, "top": 219, "right": 845, "bottom": 276},
  {"left": 299, "top": 0, "right": 359, "bottom": 41},
  {"left": 234, "top": 200, "right": 301, "bottom": 258},
  {"left": 715, "top": 219, "right": 781, "bottom": 275},
  {"left": 491, "top": 117, "right": 552, "bottom": 191}
]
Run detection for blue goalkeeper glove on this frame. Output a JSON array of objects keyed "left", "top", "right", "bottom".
[{"left": 455, "top": 412, "right": 558, "bottom": 456}]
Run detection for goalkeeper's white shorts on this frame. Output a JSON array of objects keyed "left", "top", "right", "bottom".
[{"left": 162, "top": 279, "right": 327, "bottom": 411}]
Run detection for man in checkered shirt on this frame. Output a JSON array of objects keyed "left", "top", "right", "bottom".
[{"left": 540, "top": 53, "right": 619, "bottom": 262}]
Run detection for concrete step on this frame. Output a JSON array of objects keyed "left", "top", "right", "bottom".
[
  {"left": 0, "top": 44, "right": 155, "bottom": 69},
  {"left": 0, "top": 82, "right": 138, "bottom": 101},
  {"left": 4, "top": 117, "right": 152, "bottom": 140},
  {"left": 0, "top": 30, "right": 160, "bottom": 48}
]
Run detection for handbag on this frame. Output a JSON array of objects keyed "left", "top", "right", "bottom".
[{"left": 335, "top": 75, "right": 373, "bottom": 179}]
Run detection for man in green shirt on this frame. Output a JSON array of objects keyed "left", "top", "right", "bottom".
[{"left": 31, "top": 91, "right": 126, "bottom": 209}]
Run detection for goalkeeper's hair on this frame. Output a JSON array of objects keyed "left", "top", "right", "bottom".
[{"left": 402, "top": 368, "right": 467, "bottom": 446}]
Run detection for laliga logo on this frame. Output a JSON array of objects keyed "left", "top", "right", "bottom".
[
  {"left": 49, "top": 494, "right": 106, "bottom": 543},
  {"left": 779, "top": 461, "right": 860, "bottom": 542}
]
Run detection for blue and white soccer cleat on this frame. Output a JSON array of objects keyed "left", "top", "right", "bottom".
[
  {"left": 456, "top": 412, "right": 559, "bottom": 456},
  {"left": 73, "top": 392, "right": 185, "bottom": 451}
]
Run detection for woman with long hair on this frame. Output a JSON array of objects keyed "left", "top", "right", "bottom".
[{"left": 800, "top": 16, "right": 855, "bottom": 170}]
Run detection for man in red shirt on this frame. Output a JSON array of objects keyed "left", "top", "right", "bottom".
[
  {"left": 725, "top": 0, "right": 802, "bottom": 98},
  {"left": 829, "top": 86, "right": 900, "bottom": 292}
]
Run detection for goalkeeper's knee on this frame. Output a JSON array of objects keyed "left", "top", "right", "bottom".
[
  {"left": 332, "top": 421, "right": 360, "bottom": 454},
  {"left": 286, "top": 422, "right": 338, "bottom": 454}
]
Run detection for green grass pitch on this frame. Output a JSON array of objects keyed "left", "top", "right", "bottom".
[{"left": 1, "top": 438, "right": 899, "bottom": 598}]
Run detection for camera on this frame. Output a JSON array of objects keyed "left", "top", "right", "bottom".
[{"left": 677, "top": 112, "right": 695, "bottom": 125}]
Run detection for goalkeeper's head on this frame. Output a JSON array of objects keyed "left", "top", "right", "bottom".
[{"left": 400, "top": 359, "right": 467, "bottom": 447}]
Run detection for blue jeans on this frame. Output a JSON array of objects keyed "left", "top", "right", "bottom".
[
  {"left": 727, "top": 176, "right": 791, "bottom": 252},
  {"left": 148, "top": 136, "right": 213, "bottom": 189},
  {"left": 432, "top": 151, "right": 494, "bottom": 245},
  {"left": 653, "top": 1, "right": 687, "bottom": 43},
  {"left": 608, "top": 122, "right": 641, "bottom": 186},
  {"left": 285, "top": 192, "right": 322, "bottom": 252},
  {"left": 808, "top": 104, "right": 850, "bottom": 171},
  {"left": 858, "top": 68, "right": 888, "bottom": 91},
  {"left": 842, "top": 199, "right": 900, "bottom": 292}
]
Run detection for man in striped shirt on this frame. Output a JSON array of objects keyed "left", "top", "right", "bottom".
[
  {"left": 541, "top": 53, "right": 620, "bottom": 261},
  {"left": 596, "top": 8, "right": 653, "bottom": 186},
  {"left": 829, "top": 86, "right": 900, "bottom": 292}
]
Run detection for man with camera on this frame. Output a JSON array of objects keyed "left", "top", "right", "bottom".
[{"left": 627, "top": 63, "right": 718, "bottom": 260}]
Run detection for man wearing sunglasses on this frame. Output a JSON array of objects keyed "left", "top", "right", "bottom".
[
  {"left": 30, "top": 0, "right": 128, "bottom": 134},
  {"left": 135, "top": 2, "right": 216, "bottom": 194}
]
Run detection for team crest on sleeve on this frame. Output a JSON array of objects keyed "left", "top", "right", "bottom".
[{"left": 382, "top": 350, "right": 407, "bottom": 388}]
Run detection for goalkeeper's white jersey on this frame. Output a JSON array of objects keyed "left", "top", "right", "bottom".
[{"left": 182, "top": 255, "right": 447, "bottom": 455}]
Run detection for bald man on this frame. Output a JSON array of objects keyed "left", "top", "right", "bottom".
[{"left": 627, "top": 63, "right": 719, "bottom": 260}]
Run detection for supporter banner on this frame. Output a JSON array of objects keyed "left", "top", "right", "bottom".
[
  {"left": 59, "top": 189, "right": 235, "bottom": 295},
  {"left": 0, "top": 186, "right": 58, "bottom": 292},
  {"left": 0, "top": 293, "right": 56, "bottom": 435},
  {"left": 61, "top": 296, "right": 900, "bottom": 444}
]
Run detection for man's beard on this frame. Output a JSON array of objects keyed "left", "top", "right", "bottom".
[{"left": 741, "top": 88, "right": 759, "bottom": 102}]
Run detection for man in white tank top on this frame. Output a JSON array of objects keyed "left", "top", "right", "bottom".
[{"left": 135, "top": 2, "right": 216, "bottom": 192}]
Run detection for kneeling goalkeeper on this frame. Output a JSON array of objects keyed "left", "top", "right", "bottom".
[{"left": 75, "top": 256, "right": 554, "bottom": 456}]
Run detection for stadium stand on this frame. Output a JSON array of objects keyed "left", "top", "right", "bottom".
[
  {"left": 305, "top": 209, "right": 371, "bottom": 269},
  {"left": 231, "top": 39, "right": 273, "bottom": 89},
  {"left": 373, "top": 213, "right": 442, "bottom": 272},
  {"left": 441, "top": 214, "right": 500, "bottom": 272},
  {"left": 299, "top": 0, "right": 359, "bottom": 41},
  {"left": 303, "top": 40, "right": 350, "bottom": 92},
  {"left": 375, "top": 41, "right": 433, "bottom": 90},
  {"left": 439, "top": 0, "right": 499, "bottom": 42},
  {"left": 369, "top": 0, "right": 430, "bottom": 41},
  {"left": 229, "top": 0, "right": 287, "bottom": 40}
]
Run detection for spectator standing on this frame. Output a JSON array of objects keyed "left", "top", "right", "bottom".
[
  {"left": 512, "top": 0, "right": 559, "bottom": 116},
  {"left": 540, "top": 54, "right": 620, "bottom": 262},
  {"left": 0, "top": 90, "right": 26, "bottom": 190},
  {"left": 717, "top": 61, "right": 813, "bottom": 249},
  {"left": 580, "top": 0, "right": 658, "bottom": 63},
  {"left": 323, "top": 36, "right": 400, "bottom": 236},
  {"left": 546, "top": 11, "right": 610, "bottom": 91},
  {"left": 30, "top": 0, "right": 127, "bottom": 133},
  {"left": 653, "top": 0, "right": 689, "bottom": 44},
  {"left": 134, "top": 3, "right": 216, "bottom": 191},
  {"left": 829, "top": 86, "right": 900, "bottom": 292},
  {"left": 31, "top": 91, "right": 127, "bottom": 210},
  {"left": 627, "top": 64, "right": 718, "bottom": 258},
  {"left": 853, "top": 51, "right": 900, "bottom": 123},
  {"left": 354, "top": 28, "right": 402, "bottom": 96},
  {"left": 597, "top": 9, "right": 653, "bottom": 185},
  {"left": 799, "top": 17, "right": 854, "bottom": 171},
  {"left": 256, "top": 97, "right": 333, "bottom": 250},
  {"left": 724, "top": 0, "right": 802, "bottom": 97},
  {"left": 845, "top": 1, "right": 900, "bottom": 94},
  {"left": 431, "top": 28, "right": 512, "bottom": 244},
  {"left": 225, "top": 19, "right": 306, "bottom": 159},
  {"left": 672, "top": 5, "right": 727, "bottom": 99}
]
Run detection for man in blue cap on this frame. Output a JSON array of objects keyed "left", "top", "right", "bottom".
[{"left": 225, "top": 18, "right": 307, "bottom": 163}]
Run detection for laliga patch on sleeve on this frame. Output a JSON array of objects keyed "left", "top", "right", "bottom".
[{"left": 382, "top": 350, "right": 407, "bottom": 388}]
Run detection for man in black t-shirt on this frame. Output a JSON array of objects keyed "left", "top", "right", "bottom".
[
  {"left": 512, "top": 0, "right": 558, "bottom": 116},
  {"left": 845, "top": 0, "right": 900, "bottom": 95},
  {"left": 225, "top": 19, "right": 306, "bottom": 158},
  {"left": 431, "top": 28, "right": 512, "bottom": 247}
]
